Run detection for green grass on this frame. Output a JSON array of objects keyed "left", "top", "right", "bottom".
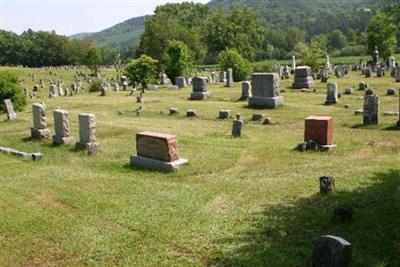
[{"left": 0, "top": 66, "right": 399, "bottom": 266}]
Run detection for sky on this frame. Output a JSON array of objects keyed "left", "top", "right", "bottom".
[{"left": 0, "top": 0, "right": 210, "bottom": 36}]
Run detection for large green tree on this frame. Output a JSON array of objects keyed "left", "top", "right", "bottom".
[
  {"left": 367, "top": 13, "right": 397, "bottom": 59},
  {"left": 217, "top": 49, "right": 252, "bottom": 82},
  {"left": 0, "top": 71, "right": 26, "bottom": 111},
  {"left": 124, "top": 55, "right": 159, "bottom": 89},
  {"left": 84, "top": 48, "right": 102, "bottom": 75},
  {"left": 162, "top": 40, "right": 193, "bottom": 84}
]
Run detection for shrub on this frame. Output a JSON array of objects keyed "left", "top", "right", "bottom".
[
  {"left": 88, "top": 79, "right": 103, "bottom": 92},
  {"left": 0, "top": 71, "right": 26, "bottom": 112},
  {"left": 163, "top": 40, "right": 194, "bottom": 84},
  {"left": 217, "top": 49, "right": 252, "bottom": 82},
  {"left": 124, "top": 55, "right": 159, "bottom": 89}
]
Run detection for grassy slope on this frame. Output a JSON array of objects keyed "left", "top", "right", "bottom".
[{"left": 0, "top": 66, "right": 399, "bottom": 266}]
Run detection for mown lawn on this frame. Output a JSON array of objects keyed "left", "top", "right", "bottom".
[{"left": 0, "top": 66, "right": 399, "bottom": 266}]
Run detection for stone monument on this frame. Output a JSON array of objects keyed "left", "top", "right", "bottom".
[
  {"left": 190, "top": 77, "right": 209, "bottom": 100},
  {"left": 52, "top": 109, "right": 74, "bottom": 145},
  {"left": 312, "top": 235, "right": 352, "bottom": 267},
  {"left": 31, "top": 103, "right": 51, "bottom": 139},
  {"left": 325, "top": 83, "right": 338, "bottom": 104},
  {"left": 76, "top": 113, "right": 99, "bottom": 155},
  {"left": 249, "top": 73, "right": 283, "bottom": 108},
  {"left": 292, "top": 66, "right": 316, "bottom": 89},
  {"left": 3, "top": 99, "right": 17, "bottom": 121},
  {"left": 363, "top": 95, "right": 379, "bottom": 125},
  {"left": 304, "top": 116, "right": 336, "bottom": 151},
  {"left": 130, "top": 132, "right": 188, "bottom": 172}
]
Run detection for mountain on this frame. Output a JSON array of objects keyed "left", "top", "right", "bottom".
[
  {"left": 71, "top": 0, "right": 384, "bottom": 50},
  {"left": 70, "top": 15, "right": 148, "bottom": 49}
]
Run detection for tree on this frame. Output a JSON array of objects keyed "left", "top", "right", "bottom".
[
  {"left": 299, "top": 40, "right": 325, "bottom": 72},
  {"left": 327, "top": 30, "right": 348, "bottom": 51},
  {"left": 367, "top": 13, "right": 397, "bottom": 59},
  {"left": 0, "top": 71, "right": 26, "bottom": 111},
  {"left": 217, "top": 49, "right": 252, "bottom": 82},
  {"left": 84, "top": 48, "right": 102, "bottom": 75},
  {"left": 163, "top": 40, "right": 193, "bottom": 84},
  {"left": 124, "top": 55, "right": 159, "bottom": 89}
]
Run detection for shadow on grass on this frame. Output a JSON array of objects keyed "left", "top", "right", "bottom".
[
  {"left": 209, "top": 169, "right": 400, "bottom": 266},
  {"left": 384, "top": 125, "right": 400, "bottom": 131}
]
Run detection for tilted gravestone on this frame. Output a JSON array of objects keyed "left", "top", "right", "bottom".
[
  {"left": 312, "top": 235, "right": 352, "bottom": 267},
  {"left": 130, "top": 132, "right": 188, "bottom": 172},
  {"left": 363, "top": 95, "right": 379, "bottom": 125},
  {"left": 31, "top": 103, "right": 51, "bottom": 139},
  {"left": 190, "top": 77, "right": 209, "bottom": 100},
  {"left": 52, "top": 109, "right": 74, "bottom": 145},
  {"left": 76, "top": 113, "right": 99, "bottom": 155},
  {"left": 292, "top": 66, "right": 316, "bottom": 89},
  {"left": 3, "top": 99, "right": 17, "bottom": 121},
  {"left": 304, "top": 116, "right": 336, "bottom": 151},
  {"left": 240, "top": 81, "right": 252, "bottom": 100},
  {"left": 225, "top": 69, "right": 234, "bottom": 87},
  {"left": 249, "top": 73, "right": 283, "bottom": 108},
  {"left": 325, "top": 83, "right": 339, "bottom": 104}
]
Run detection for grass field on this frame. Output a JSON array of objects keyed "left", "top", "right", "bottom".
[{"left": 0, "top": 66, "right": 399, "bottom": 266}]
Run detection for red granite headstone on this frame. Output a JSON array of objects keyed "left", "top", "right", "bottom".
[
  {"left": 305, "top": 116, "right": 333, "bottom": 145},
  {"left": 136, "top": 132, "right": 179, "bottom": 162}
]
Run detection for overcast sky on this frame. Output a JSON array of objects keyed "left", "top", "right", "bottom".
[{"left": 1, "top": 0, "right": 210, "bottom": 36}]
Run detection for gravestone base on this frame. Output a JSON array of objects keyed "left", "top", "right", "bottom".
[
  {"left": 292, "top": 79, "right": 316, "bottom": 89},
  {"left": 325, "top": 100, "right": 337, "bottom": 105},
  {"left": 248, "top": 96, "right": 283, "bottom": 108},
  {"left": 130, "top": 155, "right": 188, "bottom": 172},
  {"left": 190, "top": 92, "right": 209, "bottom": 100},
  {"left": 7, "top": 112, "right": 17, "bottom": 121},
  {"left": 53, "top": 135, "right": 74, "bottom": 145},
  {"left": 31, "top": 127, "right": 51, "bottom": 139},
  {"left": 319, "top": 144, "right": 337, "bottom": 152},
  {"left": 76, "top": 142, "right": 100, "bottom": 155}
]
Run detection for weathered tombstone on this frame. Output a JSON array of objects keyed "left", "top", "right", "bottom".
[
  {"left": 344, "top": 88, "right": 353, "bottom": 95},
  {"left": 376, "top": 66, "right": 384, "bottom": 77},
  {"left": 186, "top": 109, "right": 197, "bottom": 117},
  {"left": 387, "top": 88, "right": 396, "bottom": 96},
  {"left": 219, "top": 110, "right": 230, "bottom": 119},
  {"left": 240, "top": 81, "right": 252, "bottom": 100},
  {"left": 249, "top": 73, "right": 283, "bottom": 108},
  {"left": 190, "top": 77, "right": 209, "bottom": 100},
  {"left": 169, "top": 107, "right": 179, "bottom": 115},
  {"left": 252, "top": 113, "right": 264, "bottom": 121},
  {"left": 49, "top": 84, "right": 58, "bottom": 98},
  {"left": 100, "top": 86, "right": 107, "bottom": 96},
  {"left": 130, "top": 132, "right": 188, "bottom": 172},
  {"left": 232, "top": 114, "right": 243, "bottom": 138},
  {"left": 304, "top": 116, "right": 336, "bottom": 151},
  {"left": 219, "top": 71, "right": 227, "bottom": 83},
  {"left": 325, "top": 83, "right": 339, "bottom": 104},
  {"left": 396, "top": 67, "right": 400, "bottom": 82},
  {"left": 291, "top": 55, "right": 296, "bottom": 73},
  {"left": 292, "top": 66, "right": 316, "bottom": 89},
  {"left": 320, "top": 176, "right": 335, "bottom": 194},
  {"left": 225, "top": 69, "right": 234, "bottom": 87},
  {"left": 52, "top": 109, "right": 74, "bottom": 145},
  {"left": 3, "top": 99, "right": 17, "bottom": 121},
  {"left": 332, "top": 205, "right": 353, "bottom": 223},
  {"left": 312, "top": 235, "right": 352, "bottom": 267},
  {"left": 76, "top": 113, "right": 99, "bottom": 155},
  {"left": 358, "top": 81, "right": 368, "bottom": 91},
  {"left": 31, "top": 103, "right": 51, "bottom": 139},
  {"left": 363, "top": 95, "right": 379, "bottom": 125},
  {"left": 175, "top": 77, "right": 187, "bottom": 89},
  {"left": 364, "top": 67, "right": 371, "bottom": 78}
]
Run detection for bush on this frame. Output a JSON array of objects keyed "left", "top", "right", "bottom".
[
  {"left": 217, "top": 49, "right": 252, "bottom": 82},
  {"left": 124, "top": 55, "right": 159, "bottom": 89},
  {"left": 0, "top": 71, "right": 26, "bottom": 112},
  {"left": 163, "top": 40, "right": 194, "bottom": 84},
  {"left": 88, "top": 79, "right": 103, "bottom": 92},
  {"left": 335, "top": 45, "right": 367, "bottom": 57}
]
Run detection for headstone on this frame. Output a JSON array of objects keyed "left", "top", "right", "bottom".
[
  {"left": 52, "top": 109, "right": 74, "bottom": 145},
  {"left": 175, "top": 77, "right": 187, "bottom": 89},
  {"left": 396, "top": 67, "right": 400, "bottom": 82},
  {"left": 31, "top": 103, "right": 51, "bottom": 139},
  {"left": 364, "top": 68, "right": 371, "bottom": 78},
  {"left": 320, "top": 176, "right": 335, "bottom": 194},
  {"left": 312, "top": 235, "right": 352, "bottom": 267},
  {"left": 249, "top": 73, "right": 283, "bottom": 108},
  {"left": 332, "top": 205, "right": 353, "bottom": 223},
  {"left": 186, "top": 109, "right": 196, "bottom": 117},
  {"left": 292, "top": 66, "right": 316, "bottom": 89},
  {"left": 304, "top": 116, "right": 336, "bottom": 151},
  {"left": 3, "top": 99, "right": 17, "bottom": 121},
  {"left": 240, "top": 81, "right": 252, "bottom": 100},
  {"left": 376, "top": 66, "right": 384, "bottom": 77},
  {"left": 232, "top": 114, "right": 243, "bottom": 138},
  {"left": 363, "top": 95, "right": 379, "bottom": 125},
  {"left": 291, "top": 56, "right": 296, "bottom": 73},
  {"left": 219, "top": 110, "right": 230, "bottom": 119},
  {"left": 325, "top": 83, "right": 339, "bottom": 104},
  {"left": 344, "top": 88, "right": 353, "bottom": 95},
  {"left": 252, "top": 114, "right": 264, "bottom": 121},
  {"left": 190, "top": 77, "right": 209, "bottom": 100},
  {"left": 169, "top": 107, "right": 179, "bottom": 115},
  {"left": 358, "top": 81, "right": 368, "bottom": 91},
  {"left": 76, "top": 113, "right": 100, "bottom": 155},
  {"left": 219, "top": 71, "right": 227, "bottom": 83},
  {"left": 387, "top": 88, "right": 396, "bottom": 95},
  {"left": 49, "top": 84, "right": 58, "bottom": 98},
  {"left": 225, "top": 69, "right": 234, "bottom": 87},
  {"left": 130, "top": 132, "right": 188, "bottom": 172}
]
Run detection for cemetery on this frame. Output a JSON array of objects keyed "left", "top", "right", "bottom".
[{"left": 0, "top": 0, "right": 399, "bottom": 266}]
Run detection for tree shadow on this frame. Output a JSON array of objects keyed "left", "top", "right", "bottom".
[{"left": 209, "top": 169, "right": 400, "bottom": 267}]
